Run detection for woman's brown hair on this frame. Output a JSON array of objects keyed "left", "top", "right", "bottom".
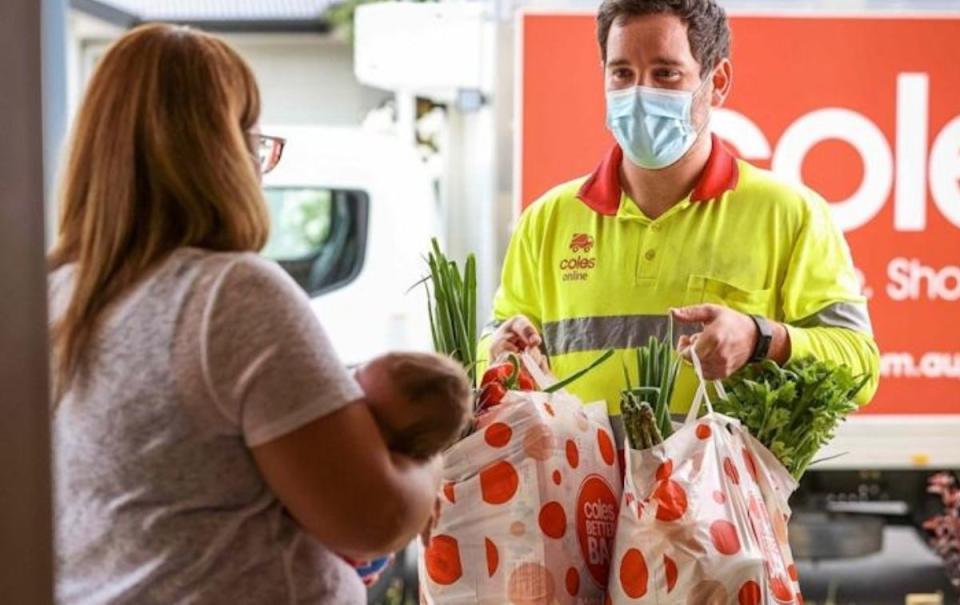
[{"left": 49, "top": 23, "right": 269, "bottom": 396}]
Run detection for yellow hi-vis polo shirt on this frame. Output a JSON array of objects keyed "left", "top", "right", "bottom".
[{"left": 480, "top": 135, "right": 880, "bottom": 444}]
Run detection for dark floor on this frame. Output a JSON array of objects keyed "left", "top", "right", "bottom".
[{"left": 797, "top": 527, "right": 958, "bottom": 605}]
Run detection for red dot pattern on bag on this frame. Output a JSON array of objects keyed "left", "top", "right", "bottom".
[
  {"left": 655, "top": 459, "right": 674, "bottom": 481},
  {"left": 443, "top": 482, "right": 455, "bottom": 504},
  {"left": 713, "top": 490, "right": 726, "bottom": 504},
  {"left": 480, "top": 461, "right": 519, "bottom": 505},
  {"left": 577, "top": 475, "right": 619, "bottom": 586},
  {"left": 772, "top": 574, "right": 795, "bottom": 603},
  {"left": 664, "top": 555, "right": 678, "bottom": 593},
  {"left": 566, "top": 440, "right": 580, "bottom": 469},
  {"left": 539, "top": 501, "right": 567, "bottom": 539},
  {"left": 425, "top": 535, "right": 462, "bottom": 585},
  {"left": 743, "top": 448, "right": 759, "bottom": 482},
  {"left": 710, "top": 519, "right": 742, "bottom": 555},
  {"left": 738, "top": 580, "right": 762, "bottom": 605},
  {"left": 692, "top": 450, "right": 705, "bottom": 474},
  {"left": 523, "top": 423, "right": 555, "bottom": 461},
  {"left": 696, "top": 424, "right": 712, "bottom": 439},
  {"left": 690, "top": 580, "right": 728, "bottom": 605},
  {"left": 654, "top": 479, "right": 688, "bottom": 522},
  {"left": 484, "top": 422, "right": 512, "bottom": 448},
  {"left": 724, "top": 457, "right": 741, "bottom": 485},
  {"left": 576, "top": 411, "right": 590, "bottom": 432},
  {"left": 619, "top": 548, "right": 649, "bottom": 598},
  {"left": 485, "top": 537, "right": 499, "bottom": 577},
  {"left": 565, "top": 567, "right": 580, "bottom": 596},
  {"left": 552, "top": 470, "right": 562, "bottom": 485},
  {"left": 507, "top": 562, "right": 555, "bottom": 605},
  {"left": 597, "top": 429, "right": 615, "bottom": 466},
  {"left": 788, "top": 563, "right": 798, "bottom": 582}
]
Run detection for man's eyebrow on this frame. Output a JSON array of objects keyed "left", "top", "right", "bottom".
[
  {"left": 651, "top": 56, "right": 685, "bottom": 67},
  {"left": 606, "top": 57, "right": 686, "bottom": 68}
]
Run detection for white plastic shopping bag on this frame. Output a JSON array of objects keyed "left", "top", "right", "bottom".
[
  {"left": 420, "top": 356, "right": 622, "bottom": 605},
  {"left": 608, "top": 352, "right": 802, "bottom": 604}
]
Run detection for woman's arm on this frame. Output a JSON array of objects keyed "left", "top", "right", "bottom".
[
  {"left": 251, "top": 401, "right": 440, "bottom": 559},
  {"left": 187, "top": 255, "right": 442, "bottom": 560}
]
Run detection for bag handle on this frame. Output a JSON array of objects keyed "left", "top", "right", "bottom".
[
  {"left": 519, "top": 350, "right": 557, "bottom": 391},
  {"left": 683, "top": 347, "right": 729, "bottom": 425}
]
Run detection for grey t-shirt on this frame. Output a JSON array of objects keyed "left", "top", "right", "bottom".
[{"left": 50, "top": 248, "right": 366, "bottom": 604}]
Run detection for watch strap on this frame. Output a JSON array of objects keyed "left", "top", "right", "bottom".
[{"left": 749, "top": 314, "right": 773, "bottom": 363}]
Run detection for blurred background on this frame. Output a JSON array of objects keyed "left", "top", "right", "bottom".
[{"left": 2, "top": 1, "right": 959, "bottom": 603}]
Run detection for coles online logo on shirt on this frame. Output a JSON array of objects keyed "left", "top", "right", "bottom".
[{"left": 560, "top": 233, "right": 597, "bottom": 282}]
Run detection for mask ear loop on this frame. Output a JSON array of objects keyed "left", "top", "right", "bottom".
[{"left": 686, "top": 66, "right": 717, "bottom": 134}]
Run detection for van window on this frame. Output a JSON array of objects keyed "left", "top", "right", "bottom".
[{"left": 261, "top": 187, "right": 369, "bottom": 297}]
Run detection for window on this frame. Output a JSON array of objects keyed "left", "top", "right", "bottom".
[{"left": 261, "top": 187, "right": 368, "bottom": 297}]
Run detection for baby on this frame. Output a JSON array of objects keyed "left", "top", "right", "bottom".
[
  {"left": 355, "top": 351, "right": 473, "bottom": 461},
  {"left": 346, "top": 352, "right": 472, "bottom": 587}
]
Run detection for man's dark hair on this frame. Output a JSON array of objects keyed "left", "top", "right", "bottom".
[{"left": 597, "top": 0, "right": 731, "bottom": 76}]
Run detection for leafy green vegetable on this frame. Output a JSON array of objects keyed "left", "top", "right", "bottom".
[
  {"left": 623, "top": 323, "right": 680, "bottom": 441},
  {"left": 423, "top": 238, "right": 477, "bottom": 383},
  {"left": 622, "top": 393, "right": 663, "bottom": 450},
  {"left": 717, "top": 357, "right": 869, "bottom": 479}
]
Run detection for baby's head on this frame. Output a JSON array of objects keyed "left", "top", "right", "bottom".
[{"left": 356, "top": 352, "right": 472, "bottom": 460}]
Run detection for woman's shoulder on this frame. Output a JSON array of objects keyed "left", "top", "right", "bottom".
[
  {"left": 171, "top": 249, "right": 310, "bottom": 327},
  {"left": 174, "top": 248, "right": 298, "bottom": 294}
]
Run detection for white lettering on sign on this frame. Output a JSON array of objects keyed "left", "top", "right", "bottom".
[
  {"left": 887, "top": 257, "right": 960, "bottom": 301},
  {"left": 881, "top": 352, "right": 960, "bottom": 379},
  {"left": 714, "top": 73, "right": 960, "bottom": 232}
]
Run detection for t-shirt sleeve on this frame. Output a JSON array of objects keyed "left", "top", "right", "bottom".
[{"left": 197, "top": 254, "right": 363, "bottom": 447}]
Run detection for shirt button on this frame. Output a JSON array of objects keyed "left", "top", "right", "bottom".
[
  {"left": 651, "top": 224, "right": 662, "bottom": 232},
  {"left": 645, "top": 249, "right": 656, "bottom": 261}
]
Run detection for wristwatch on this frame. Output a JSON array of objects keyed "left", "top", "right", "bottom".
[{"left": 749, "top": 314, "right": 773, "bottom": 362}]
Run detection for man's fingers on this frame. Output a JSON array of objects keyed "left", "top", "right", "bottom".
[
  {"left": 671, "top": 305, "right": 719, "bottom": 324},
  {"left": 503, "top": 316, "right": 541, "bottom": 348}
]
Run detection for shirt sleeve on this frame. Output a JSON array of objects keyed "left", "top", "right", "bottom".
[
  {"left": 199, "top": 254, "right": 363, "bottom": 446},
  {"left": 780, "top": 192, "right": 881, "bottom": 405},
  {"left": 477, "top": 208, "right": 543, "bottom": 374}
]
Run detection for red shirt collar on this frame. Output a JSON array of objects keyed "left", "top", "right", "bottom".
[{"left": 576, "top": 134, "right": 739, "bottom": 216}]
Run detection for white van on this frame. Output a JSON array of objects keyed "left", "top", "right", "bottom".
[{"left": 261, "top": 126, "right": 437, "bottom": 364}]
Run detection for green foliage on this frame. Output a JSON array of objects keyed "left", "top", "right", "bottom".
[
  {"left": 717, "top": 357, "right": 869, "bottom": 479},
  {"left": 423, "top": 238, "right": 477, "bottom": 383}
]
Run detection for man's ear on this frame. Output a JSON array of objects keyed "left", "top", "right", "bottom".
[{"left": 710, "top": 58, "right": 734, "bottom": 108}]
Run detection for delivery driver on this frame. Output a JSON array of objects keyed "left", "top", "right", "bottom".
[{"left": 480, "top": 0, "right": 880, "bottom": 442}]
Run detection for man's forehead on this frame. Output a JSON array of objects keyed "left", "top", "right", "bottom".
[{"left": 605, "top": 13, "right": 697, "bottom": 62}]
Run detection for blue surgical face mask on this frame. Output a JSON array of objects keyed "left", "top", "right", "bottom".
[{"left": 605, "top": 77, "right": 711, "bottom": 170}]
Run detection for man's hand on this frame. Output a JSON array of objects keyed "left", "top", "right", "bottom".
[
  {"left": 672, "top": 304, "right": 789, "bottom": 380},
  {"left": 489, "top": 315, "right": 549, "bottom": 371}
]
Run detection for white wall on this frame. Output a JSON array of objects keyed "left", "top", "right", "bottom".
[
  {"left": 221, "top": 34, "right": 391, "bottom": 127},
  {"left": 66, "top": 13, "right": 390, "bottom": 127}
]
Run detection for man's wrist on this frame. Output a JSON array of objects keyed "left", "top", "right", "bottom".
[
  {"left": 768, "top": 322, "right": 791, "bottom": 364},
  {"left": 748, "top": 315, "right": 773, "bottom": 362}
]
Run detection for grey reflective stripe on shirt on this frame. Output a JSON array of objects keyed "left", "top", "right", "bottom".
[
  {"left": 791, "top": 301, "right": 873, "bottom": 336},
  {"left": 542, "top": 315, "right": 698, "bottom": 355}
]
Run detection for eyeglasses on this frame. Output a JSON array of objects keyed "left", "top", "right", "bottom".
[{"left": 253, "top": 134, "right": 286, "bottom": 174}]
